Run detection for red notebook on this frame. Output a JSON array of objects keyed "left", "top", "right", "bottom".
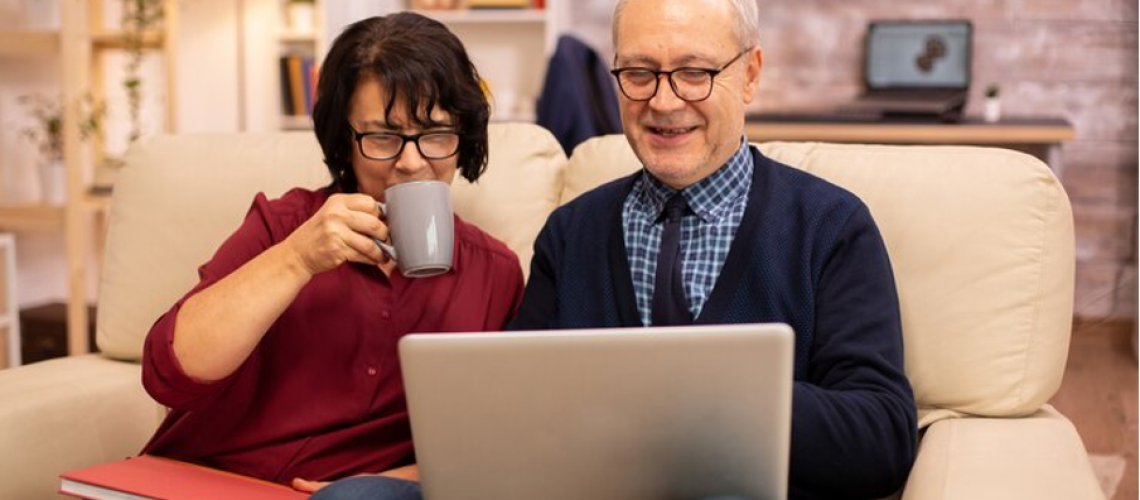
[{"left": 59, "top": 455, "right": 309, "bottom": 500}]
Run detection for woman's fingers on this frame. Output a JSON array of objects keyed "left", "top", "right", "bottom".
[{"left": 291, "top": 477, "right": 329, "bottom": 493}]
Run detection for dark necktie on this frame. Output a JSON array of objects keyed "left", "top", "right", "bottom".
[{"left": 651, "top": 193, "right": 693, "bottom": 326}]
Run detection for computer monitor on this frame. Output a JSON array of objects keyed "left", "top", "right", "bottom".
[{"left": 865, "top": 20, "right": 972, "bottom": 90}]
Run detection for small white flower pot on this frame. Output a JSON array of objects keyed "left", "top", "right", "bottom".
[
  {"left": 39, "top": 160, "right": 66, "bottom": 205},
  {"left": 983, "top": 97, "right": 1001, "bottom": 123}
]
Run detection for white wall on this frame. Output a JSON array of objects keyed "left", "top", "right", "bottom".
[{"left": 174, "top": 1, "right": 241, "bottom": 134}]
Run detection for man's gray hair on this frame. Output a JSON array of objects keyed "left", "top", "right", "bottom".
[{"left": 612, "top": 0, "right": 761, "bottom": 50}]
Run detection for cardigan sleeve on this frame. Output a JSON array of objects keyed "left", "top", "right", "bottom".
[
  {"left": 788, "top": 203, "right": 917, "bottom": 499},
  {"left": 508, "top": 210, "right": 564, "bottom": 330}
]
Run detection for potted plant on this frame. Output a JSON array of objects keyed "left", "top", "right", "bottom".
[
  {"left": 17, "top": 94, "right": 105, "bottom": 204},
  {"left": 121, "top": 0, "right": 164, "bottom": 145},
  {"left": 983, "top": 84, "right": 1001, "bottom": 123}
]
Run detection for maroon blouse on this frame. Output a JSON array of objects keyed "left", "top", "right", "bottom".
[{"left": 140, "top": 187, "right": 524, "bottom": 485}]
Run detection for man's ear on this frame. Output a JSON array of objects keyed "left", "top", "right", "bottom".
[{"left": 742, "top": 47, "right": 763, "bottom": 104}]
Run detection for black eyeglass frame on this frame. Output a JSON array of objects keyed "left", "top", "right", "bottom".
[
  {"left": 347, "top": 124, "right": 462, "bottom": 161},
  {"left": 610, "top": 48, "right": 753, "bottom": 102}
]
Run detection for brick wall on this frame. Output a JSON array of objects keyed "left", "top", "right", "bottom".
[{"left": 566, "top": 0, "right": 1138, "bottom": 322}]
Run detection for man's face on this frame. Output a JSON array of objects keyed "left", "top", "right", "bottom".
[{"left": 614, "top": 0, "right": 762, "bottom": 190}]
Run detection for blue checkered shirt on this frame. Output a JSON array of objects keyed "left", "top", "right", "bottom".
[{"left": 622, "top": 139, "right": 753, "bottom": 326}]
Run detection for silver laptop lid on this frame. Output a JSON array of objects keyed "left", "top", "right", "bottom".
[
  {"left": 865, "top": 20, "right": 972, "bottom": 91},
  {"left": 399, "top": 323, "right": 794, "bottom": 500}
]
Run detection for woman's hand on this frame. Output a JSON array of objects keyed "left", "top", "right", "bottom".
[
  {"left": 378, "top": 464, "right": 420, "bottom": 482},
  {"left": 291, "top": 477, "right": 329, "bottom": 493},
  {"left": 291, "top": 465, "right": 420, "bottom": 493},
  {"left": 284, "top": 193, "right": 390, "bottom": 276}
]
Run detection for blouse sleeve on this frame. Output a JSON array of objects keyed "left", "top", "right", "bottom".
[{"left": 141, "top": 193, "right": 281, "bottom": 411}]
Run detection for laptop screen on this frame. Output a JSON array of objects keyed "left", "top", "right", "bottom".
[{"left": 865, "top": 21, "right": 972, "bottom": 90}]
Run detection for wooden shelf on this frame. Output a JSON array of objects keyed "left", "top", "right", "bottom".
[
  {"left": 491, "top": 114, "right": 536, "bottom": 123},
  {"left": 415, "top": 8, "right": 547, "bottom": 24},
  {"left": 745, "top": 115, "right": 1076, "bottom": 145},
  {"left": 0, "top": 204, "right": 65, "bottom": 232},
  {"left": 82, "top": 192, "right": 112, "bottom": 212},
  {"left": 91, "top": 30, "right": 164, "bottom": 50},
  {"left": 0, "top": 31, "right": 60, "bottom": 57},
  {"left": 279, "top": 31, "right": 317, "bottom": 43},
  {"left": 281, "top": 115, "right": 313, "bottom": 130}
]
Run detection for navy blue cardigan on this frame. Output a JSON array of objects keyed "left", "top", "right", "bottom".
[{"left": 510, "top": 147, "right": 917, "bottom": 499}]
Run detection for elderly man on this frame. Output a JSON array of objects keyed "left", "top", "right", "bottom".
[{"left": 510, "top": 0, "right": 917, "bottom": 498}]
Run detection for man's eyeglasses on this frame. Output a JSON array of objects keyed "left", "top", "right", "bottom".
[
  {"left": 348, "top": 124, "right": 461, "bottom": 161},
  {"left": 610, "top": 48, "right": 752, "bottom": 102}
]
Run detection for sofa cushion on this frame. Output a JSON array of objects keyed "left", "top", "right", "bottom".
[
  {"left": 0, "top": 355, "right": 161, "bottom": 500},
  {"left": 902, "top": 406, "right": 1103, "bottom": 500},
  {"left": 451, "top": 123, "right": 566, "bottom": 277},
  {"left": 98, "top": 123, "right": 566, "bottom": 361},
  {"left": 559, "top": 133, "right": 641, "bottom": 204},
  {"left": 563, "top": 135, "right": 1075, "bottom": 418},
  {"left": 98, "top": 132, "right": 329, "bottom": 360}
]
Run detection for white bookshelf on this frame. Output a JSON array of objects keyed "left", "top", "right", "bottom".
[
  {"left": 418, "top": 8, "right": 549, "bottom": 24},
  {"left": 0, "top": 234, "right": 19, "bottom": 368},
  {"left": 0, "top": 0, "right": 179, "bottom": 357},
  {"left": 272, "top": 0, "right": 324, "bottom": 131},
  {"left": 314, "top": 1, "right": 562, "bottom": 125}
]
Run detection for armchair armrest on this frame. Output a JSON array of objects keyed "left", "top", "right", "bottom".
[
  {"left": 903, "top": 406, "right": 1104, "bottom": 500},
  {"left": 0, "top": 355, "right": 163, "bottom": 500}
]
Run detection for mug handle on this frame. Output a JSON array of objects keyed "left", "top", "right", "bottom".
[{"left": 373, "top": 201, "right": 398, "bottom": 261}]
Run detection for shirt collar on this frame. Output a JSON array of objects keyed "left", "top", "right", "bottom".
[{"left": 632, "top": 138, "right": 752, "bottom": 223}]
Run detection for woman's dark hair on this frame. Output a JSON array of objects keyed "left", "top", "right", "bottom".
[{"left": 313, "top": 13, "right": 490, "bottom": 192}]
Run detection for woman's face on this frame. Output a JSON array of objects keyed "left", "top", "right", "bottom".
[{"left": 346, "top": 75, "right": 460, "bottom": 201}]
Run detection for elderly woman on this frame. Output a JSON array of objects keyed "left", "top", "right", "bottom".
[{"left": 138, "top": 13, "right": 522, "bottom": 500}]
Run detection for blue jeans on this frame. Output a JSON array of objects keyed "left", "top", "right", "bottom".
[
  {"left": 308, "top": 476, "right": 754, "bottom": 500},
  {"left": 308, "top": 476, "right": 422, "bottom": 500}
]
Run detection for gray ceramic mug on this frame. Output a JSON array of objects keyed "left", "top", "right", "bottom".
[{"left": 374, "top": 181, "right": 454, "bottom": 278}]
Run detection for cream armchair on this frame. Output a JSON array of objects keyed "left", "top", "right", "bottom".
[{"left": 0, "top": 123, "right": 1102, "bottom": 500}]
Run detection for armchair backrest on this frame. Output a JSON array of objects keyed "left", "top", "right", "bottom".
[
  {"left": 96, "top": 123, "right": 566, "bottom": 361},
  {"left": 564, "top": 135, "right": 1076, "bottom": 421}
]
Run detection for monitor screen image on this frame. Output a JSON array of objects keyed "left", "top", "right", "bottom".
[{"left": 865, "top": 22, "right": 972, "bottom": 89}]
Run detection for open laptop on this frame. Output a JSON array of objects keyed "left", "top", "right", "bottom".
[
  {"left": 399, "top": 324, "right": 794, "bottom": 500},
  {"left": 840, "top": 20, "right": 973, "bottom": 121}
]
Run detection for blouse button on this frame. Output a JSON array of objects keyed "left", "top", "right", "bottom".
[
  {"left": 366, "top": 367, "right": 377, "bottom": 376},
  {"left": 380, "top": 310, "right": 391, "bottom": 319}
]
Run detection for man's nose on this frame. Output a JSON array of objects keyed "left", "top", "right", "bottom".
[{"left": 649, "top": 74, "right": 686, "bottom": 112}]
